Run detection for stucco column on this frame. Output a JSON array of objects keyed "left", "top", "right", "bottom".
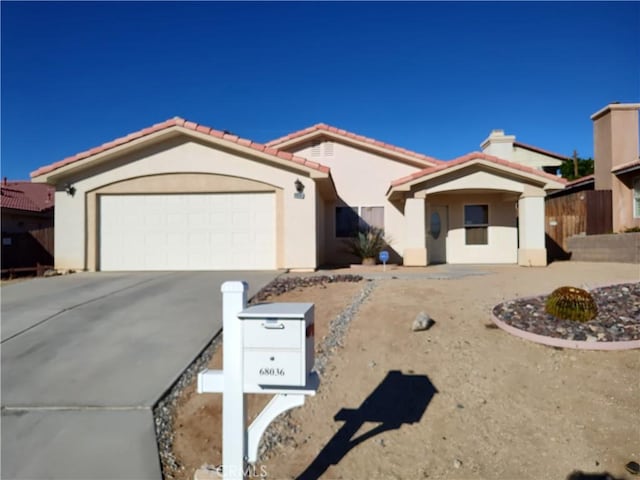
[
  {"left": 517, "top": 193, "right": 547, "bottom": 266},
  {"left": 403, "top": 198, "right": 427, "bottom": 266}
]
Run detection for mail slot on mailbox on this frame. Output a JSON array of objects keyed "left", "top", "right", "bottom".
[{"left": 238, "top": 302, "right": 314, "bottom": 387}]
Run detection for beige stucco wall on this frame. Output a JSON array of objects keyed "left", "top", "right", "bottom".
[
  {"left": 52, "top": 137, "right": 319, "bottom": 271},
  {"left": 615, "top": 172, "right": 640, "bottom": 231},
  {"left": 482, "top": 130, "right": 563, "bottom": 171},
  {"left": 315, "top": 196, "right": 327, "bottom": 266},
  {"left": 414, "top": 169, "right": 527, "bottom": 196},
  {"left": 427, "top": 192, "right": 519, "bottom": 264},
  {"left": 594, "top": 110, "right": 614, "bottom": 191},
  {"left": 290, "top": 140, "right": 422, "bottom": 264},
  {"left": 593, "top": 105, "right": 640, "bottom": 231},
  {"left": 512, "top": 147, "right": 563, "bottom": 170}
]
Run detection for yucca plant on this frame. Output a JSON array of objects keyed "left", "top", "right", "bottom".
[{"left": 344, "top": 226, "right": 389, "bottom": 264}]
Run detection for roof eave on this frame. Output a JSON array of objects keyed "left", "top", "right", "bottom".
[
  {"left": 270, "top": 129, "right": 442, "bottom": 169},
  {"left": 31, "top": 128, "right": 183, "bottom": 184},
  {"left": 387, "top": 159, "right": 566, "bottom": 197},
  {"left": 513, "top": 141, "right": 569, "bottom": 161},
  {"left": 31, "top": 126, "right": 331, "bottom": 185},
  {"left": 611, "top": 163, "right": 640, "bottom": 176}
]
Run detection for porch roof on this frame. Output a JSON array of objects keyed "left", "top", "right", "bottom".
[
  {"left": 387, "top": 152, "right": 567, "bottom": 199},
  {"left": 611, "top": 159, "right": 640, "bottom": 176}
]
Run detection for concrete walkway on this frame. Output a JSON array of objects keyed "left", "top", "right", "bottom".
[{"left": 1, "top": 271, "right": 278, "bottom": 480}]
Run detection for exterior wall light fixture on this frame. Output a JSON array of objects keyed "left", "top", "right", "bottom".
[{"left": 294, "top": 179, "right": 305, "bottom": 199}]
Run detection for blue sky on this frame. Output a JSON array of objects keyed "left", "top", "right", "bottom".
[{"left": 2, "top": 1, "right": 638, "bottom": 180}]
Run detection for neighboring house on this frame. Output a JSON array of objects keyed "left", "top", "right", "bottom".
[
  {"left": 593, "top": 103, "right": 640, "bottom": 232},
  {"left": 30, "top": 118, "right": 565, "bottom": 272},
  {"left": 1, "top": 180, "right": 55, "bottom": 269},
  {"left": 546, "top": 102, "right": 640, "bottom": 250},
  {"left": 480, "top": 129, "right": 569, "bottom": 174}
]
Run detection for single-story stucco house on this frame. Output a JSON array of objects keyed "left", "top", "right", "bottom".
[{"left": 30, "top": 119, "right": 566, "bottom": 271}]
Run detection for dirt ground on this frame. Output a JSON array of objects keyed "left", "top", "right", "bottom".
[{"left": 171, "top": 261, "right": 640, "bottom": 480}]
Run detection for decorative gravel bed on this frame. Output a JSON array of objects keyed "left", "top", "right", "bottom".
[
  {"left": 153, "top": 274, "right": 372, "bottom": 479},
  {"left": 492, "top": 282, "right": 640, "bottom": 343},
  {"left": 256, "top": 277, "right": 377, "bottom": 463}
]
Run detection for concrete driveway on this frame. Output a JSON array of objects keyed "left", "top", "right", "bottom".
[{"left": 1, "top": 271, "right": 278, "bottom": 480}]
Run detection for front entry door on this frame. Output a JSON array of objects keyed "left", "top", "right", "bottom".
[{"left": 427, "top": 205, "right": 448, "bottom": 264}]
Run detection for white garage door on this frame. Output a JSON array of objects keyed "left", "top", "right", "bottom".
[{"left": 100, "top": 193, "right": 276, "bottom": 271}]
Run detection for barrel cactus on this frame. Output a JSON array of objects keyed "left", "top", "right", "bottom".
[{"left": 545, "top": 286, "right": 598, "bottom": 322}]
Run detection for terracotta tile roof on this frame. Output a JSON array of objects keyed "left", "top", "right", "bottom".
[
  {"left": 565, "top": 174, "right": 595, "bottom": 187},
  {"left": 391, "top": 151, "right": 568, "bottom": 188},
  {"left": 267, "top": 123, "right": 444, "bottom": 165},
  {"left": 513, "top": 141, "right": 570, "bottom": 161},
  {"left": 611, "top": 159, "right": 640, "bottom": 174},
  {"left": 1, "top": 181, "right": 55, "bottom": 212},
  {"left": 31, "top": 117, "right": 331, "bottom": 178}
]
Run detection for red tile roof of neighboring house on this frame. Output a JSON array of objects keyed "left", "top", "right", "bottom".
[
  {"left": 513, "top": 141, "right": 570, "bottom": 161},
  {"left": 564, "top": 174, "right": 595, "bottom": 187},
  {"left": 611, "top": 159, "right": 640, "bottom": 174},
  {"left": 31, "top": 117, "right": 331, "bottom": 178},
  {"left": 267, "top": 123, "right": 445, "bottom": 165},
  {"left": 1, "top": 181, "right": 55, "bottom": 212},
  {"left": 391, "top": 152, "right": 568, "bottom": 188}
]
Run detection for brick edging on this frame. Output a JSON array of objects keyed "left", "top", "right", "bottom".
[{"left": 490, "top": 312, "right": 640, "bottom": 351}]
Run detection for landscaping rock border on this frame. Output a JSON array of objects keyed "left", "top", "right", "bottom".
[
  {"left": 255, "top": 278, "right": 377, "bottom": 463},
  {"left": 491, "top": 282, "right": 640, "bottom": 351},
  {"left": 153, "top": 274, "right": 370, "bottom": 479}
]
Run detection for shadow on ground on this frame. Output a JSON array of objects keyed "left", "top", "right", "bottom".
[
  {"left": 297, "top": 370, "right": 437, "bottom": 480},
  {"left": 566, "top": 471, "right": 625, "bottom": 480}
]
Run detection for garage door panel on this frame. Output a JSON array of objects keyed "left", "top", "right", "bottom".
[
  {"left": 188, "top": 213, "right": 207, "bottom": 227},
  {"left": 167, "top": 214, "right": 186, "bottom": 229},
  {"left": 210, "top": 212, "right": 228, "bottom": 226},
  {"left": 167, "top": 232, "right": 186, "bottom": 246},
  {"left": 100, "top": 193, "right": 276, "bottom": 271}
]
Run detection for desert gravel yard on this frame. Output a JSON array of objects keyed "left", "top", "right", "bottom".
[{"left": 168, "top": 262, "right": 639, "bottom": 480}]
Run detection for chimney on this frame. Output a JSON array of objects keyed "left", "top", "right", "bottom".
[
  {"left": 3, "top": 177, "right": 6, "bottom": 185},
  {"left": 591, "top": 103, "right": 640, "bottom": 190},
  {"left": 480, "top": 129, "right": 516, "bottom": 161}
]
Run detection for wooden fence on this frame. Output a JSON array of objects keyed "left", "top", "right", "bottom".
[
  {"left": 545, "top": 190, "right": 612, "bottom": 261},
  {"left": 1, "top": 227, "right": 54, "bottom": 272}
]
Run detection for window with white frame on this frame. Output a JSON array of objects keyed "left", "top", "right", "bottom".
[
  {"left": 634, "top": 177, "right": 640, "bottom": 218},
  {"left": 335, "top": 206, "right": 384, "bottom": 237},
  {"left": 464, "top": 204, "right": 489, "bottom": 245}
]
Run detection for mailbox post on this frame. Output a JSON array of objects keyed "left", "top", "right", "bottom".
[{"left": 198, "top": 281, "right": 319, "bottom": 480}]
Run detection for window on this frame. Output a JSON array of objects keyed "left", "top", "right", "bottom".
[
  {"left": 361, "top": 206, "right": 384, "bottom": 230},
  {"left": 335, "top": 206, "right": 384, "bottom": 237},
  {"left": 430, "top": 212, "right": 441, "bottom": 239},
  {"left": 464, "top": 204, "right": 489, "bottom": 245},
  {"left": 336, "top": 207, "right": 359, "bottom": 237},
  {"left": 634, "top": 177, "right": 640, "bottom": 218}
]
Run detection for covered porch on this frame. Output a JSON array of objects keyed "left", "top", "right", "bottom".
[{"left": 388, "top": 153, "right": 566, "bottom": 267}]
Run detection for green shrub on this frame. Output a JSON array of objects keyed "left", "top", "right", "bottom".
[
  {"left": 545, "top": 286, "right": 598, "bottom": 322},
  {"left": 344, "top": 226, "right": 388, "bottom": 260},
  {"left": 622, "top": 226, "right": 640, "bottom": 233}
]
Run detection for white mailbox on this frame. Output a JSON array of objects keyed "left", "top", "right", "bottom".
[{"left": 239, "top": 302, "right": 314, "bottom": 387}]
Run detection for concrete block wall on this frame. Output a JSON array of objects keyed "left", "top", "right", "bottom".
[{"left": 566, "top": 232, "right": 640, "bottom": 263}]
